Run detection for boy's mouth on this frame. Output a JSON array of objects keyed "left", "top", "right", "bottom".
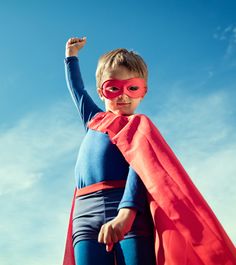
[{"left": 117, "top": 102, "right": 131, "bottom": 105}]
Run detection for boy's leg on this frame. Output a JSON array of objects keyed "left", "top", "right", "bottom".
[
  {"left": 115, "top": 236, "right": 156, "bottom": 265},
  {"left": 74, "top": 239, "right": 115, "bottom": 265}
]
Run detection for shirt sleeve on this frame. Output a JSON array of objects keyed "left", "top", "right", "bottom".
[
  {"left": 118, "top": 166, "right": 147, "bottom": 213},
  {"left": 64, "top": 56, "right": 102, "bottom": 129}
]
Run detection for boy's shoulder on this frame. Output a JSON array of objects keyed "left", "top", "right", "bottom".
[
  {"left": 131, "top": 113, "right": 155, "bottom": 132},
  {"left": 132, "top": 113, "right": 153, "bottom": 123}
]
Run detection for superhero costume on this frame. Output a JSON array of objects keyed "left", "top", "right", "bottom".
[
  {"left": 63, "top": 56, "right": 236, "bottom": 265},
  {"left": 64, "top": 112, "right": 236, "bottom": 265},
  {"left": 87, "top": 112, "right": 236, "bottom": 265},
  {"left": 63, "top": 56, "right": 154, "bottom": 265}
]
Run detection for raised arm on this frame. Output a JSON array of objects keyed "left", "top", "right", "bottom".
[{"left": 65, "top": 37, "right": 102, "bottom": 129}]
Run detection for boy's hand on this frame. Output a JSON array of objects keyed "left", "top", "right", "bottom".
[
  {"left": 65, "top": 37, "right": 87, "bottom": 57},
  {"left": 98, "top": 208, "right": 137, "bottom": 252}
]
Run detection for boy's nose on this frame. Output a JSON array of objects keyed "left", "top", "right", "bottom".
[{"left": 118, "top": 93, "right": 129, "bottom": 99}]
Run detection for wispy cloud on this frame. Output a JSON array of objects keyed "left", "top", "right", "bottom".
[
  {"left": 0, "top": 102, "right": 84, "bottom": 195},
  {"left": 213, "top": 24, "right": 236, "bottom": 59},
  {"left": 0, "top": 102, "right": 85, "bottom": 265}
]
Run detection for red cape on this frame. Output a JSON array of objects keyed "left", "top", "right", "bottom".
[{"left": 63, "top": 112, "right": 236, "bottom": 265}]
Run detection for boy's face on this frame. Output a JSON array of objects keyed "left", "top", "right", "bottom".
[{"left": 97, "top": 67, "right": 146, "bottom": 116}]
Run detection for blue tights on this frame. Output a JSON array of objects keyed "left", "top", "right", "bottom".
[{"left": 74, "top": 236, "right": 156, "bottom": 265}]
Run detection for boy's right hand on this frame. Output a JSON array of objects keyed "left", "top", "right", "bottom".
[
  {"left": 65, "top": 37, "right": 87, "bottom": 57},
  {"left": 98, "top": 208, "right": 137, "bottom": 252}
]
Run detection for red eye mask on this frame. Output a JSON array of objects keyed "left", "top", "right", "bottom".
[{"left": 101, "top": 78, "right": 147, "bottom": 99}]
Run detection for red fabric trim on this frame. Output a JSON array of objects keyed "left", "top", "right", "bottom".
[{"left": 76, "top": 180, "right": 126, "bottom": 197}]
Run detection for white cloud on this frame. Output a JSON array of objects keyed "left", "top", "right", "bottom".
[
  {"left": 213, "top": 24, "right": 236, "bottom": 59},
  {"left": 0, "top": 102, "right": 85, "bottom": 265},
  {"left": 0, "top": 102, "right": 84, "bottom": 195}
]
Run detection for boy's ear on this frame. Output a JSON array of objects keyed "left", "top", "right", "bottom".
[{"left": 97, "top": 88, "right": 104, "bottom": 101}]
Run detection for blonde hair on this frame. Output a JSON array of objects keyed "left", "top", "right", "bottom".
[{"left": 96, "top": 48, "right": 148, "bottom": 88}]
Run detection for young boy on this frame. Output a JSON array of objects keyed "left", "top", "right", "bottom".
[
  {"left": 63, "top": 37, "right": 236, "bottom": 265},
  {"left": 64, "top": 37, "right": 156, "bottom": 265}
]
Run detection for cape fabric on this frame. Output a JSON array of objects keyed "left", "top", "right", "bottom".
[{"left": 63, "top": 111, "right": 236, "bottom": 265}]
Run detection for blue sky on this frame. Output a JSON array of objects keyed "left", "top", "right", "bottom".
[{"left": 0, "top": 0, "right": 236, "bottom": 264}]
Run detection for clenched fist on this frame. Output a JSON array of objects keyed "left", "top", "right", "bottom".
[
  {"left": 98, "top": 208, "right": 137, "bottom": 252},
  {"left": 65, "top": 37, "right": 87, "bottom": 57}
]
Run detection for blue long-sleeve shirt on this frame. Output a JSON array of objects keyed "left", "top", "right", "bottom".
[{"left": 65, "top": 56, "right": 147, "bottom": 212}]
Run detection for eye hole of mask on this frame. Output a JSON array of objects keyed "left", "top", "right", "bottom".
[
  {"left": 106, "top": 87, "right": 120, "bottom": 92},
  {"left": 128, "top": 86, "right": 139, "bottom": 91}
]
